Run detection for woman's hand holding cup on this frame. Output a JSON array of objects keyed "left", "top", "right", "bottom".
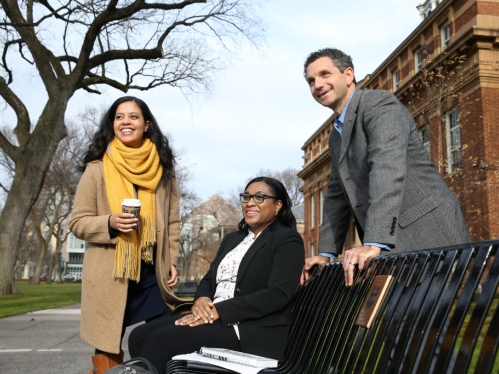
[
  {"left": 110, "top": 212, "right": 139, "bottom": 232},
  {"left": 110, "top": 198, "right": 142, "bottom": 232}
]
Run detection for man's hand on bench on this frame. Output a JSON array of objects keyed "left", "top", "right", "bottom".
[
  {"left": 301, "top": 255, "right": 330, "bottom": 285},
  {"left": 343, "top": 245, "right": 381, "bottom": 286}
]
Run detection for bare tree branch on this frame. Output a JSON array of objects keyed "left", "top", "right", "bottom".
[
  {"left": 0, "top": 0, "right": 265, "bottom": 295},
  {"left": 0, "top": 181, "right": 9, "bottom": 193}
]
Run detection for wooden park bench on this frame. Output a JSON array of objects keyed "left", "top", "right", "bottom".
[{"left": 166, "top": 240, "right": 499, "bottom": 373}]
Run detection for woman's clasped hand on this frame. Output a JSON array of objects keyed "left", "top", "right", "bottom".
[{"left": 175, "top": 297, "right": 219, "bottom": 326}]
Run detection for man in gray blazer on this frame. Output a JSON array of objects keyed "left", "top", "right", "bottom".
[{"left": 301, "top": 48, "right": 471, "bottom": 286}]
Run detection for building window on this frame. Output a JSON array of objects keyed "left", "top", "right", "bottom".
[
  {"left": 414, "top": 49, "right": 422, "bottom": 73},
  {"left": 310, "top": 194, "right": 315, "bottom": 228},
  {"left": 446, "top": 108, "right": 462, "bottom": 172},
  {"left": 319, "top": 189, "right": 324, "bottom": 225},
  {"left": 419, "top": 125, "right": 430, "bottom": 155},
  {"left": 318, "top": 140, "right": 322, "bottom": 155},
  {"left": 69, "top": 253, "right": 84, "bottom": 263},
  {"left": 68, "top": 233, "right": 86, "bottom": 250},
  {"left": 441, "top": 22, "right": 451, "bottom": 50},
  {"left": 311, "top": 243, "right": 315, "bottom": 257},
  {"left": 392, "top": 69, "right": 399, "bottom": 91}
]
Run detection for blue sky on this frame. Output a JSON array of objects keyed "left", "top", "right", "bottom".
[{"left": 0, "top": 1, "right": 423, "bottom": 202}]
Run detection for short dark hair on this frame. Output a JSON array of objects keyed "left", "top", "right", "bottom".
[
  {"left": 238, "top": 177, "right": 297, "bottom": 231},
  {"left": 304, "top": 48, "right": 357, "bottom": 85},
  {"left": 80, "top": 96, "right": 176, "bottom": 184}
]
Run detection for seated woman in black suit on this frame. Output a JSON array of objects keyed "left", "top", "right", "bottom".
[{"left": 128, "top": 176, "right": 305, "bottom": 372}]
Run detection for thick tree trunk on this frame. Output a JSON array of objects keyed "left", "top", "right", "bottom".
[
  {"left": 0, "top": 161, "right": 43, "bottom": 293},
  {"left": 0, "top": 100, "right": 69, "bottom": 295}
]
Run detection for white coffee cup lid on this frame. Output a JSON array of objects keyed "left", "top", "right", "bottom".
[{"left": 122, "top": 198, "right": 142, "bottom": 206}]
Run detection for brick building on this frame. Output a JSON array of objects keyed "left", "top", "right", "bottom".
[{"left": 298, "top": 0, "right": 499, "bottom": 257}]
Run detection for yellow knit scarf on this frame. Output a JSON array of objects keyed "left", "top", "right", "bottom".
[{"left": 103, "top": 138, "right": 163, "bottom": 281}]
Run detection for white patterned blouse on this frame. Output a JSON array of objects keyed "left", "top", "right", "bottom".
[{"left": 212, "top": 230, "right": 260, "bottom": 339}]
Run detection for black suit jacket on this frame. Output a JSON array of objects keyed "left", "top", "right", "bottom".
[{"left": 195, "top": 220, "right": 304, "bottom": 360}]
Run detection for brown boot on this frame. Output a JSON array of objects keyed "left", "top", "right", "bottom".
[{"left": 89, "top": 350, "right": 124, "bottom": 374}]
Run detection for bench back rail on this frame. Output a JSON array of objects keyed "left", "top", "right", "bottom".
[{"left": 166, "top": 240, "right": 499, "bottom": 374}]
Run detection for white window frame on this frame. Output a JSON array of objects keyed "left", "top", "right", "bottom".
[
  {"left": 441, "top": 22, "right": 451, "bottom": 50},
  {"left": 310, "top": 194, "right": 315, "bottom": 228},
  {"left": 419, "top": 125, "right": 430, "bottom": 155},
  {"left": 392, "top": 69, "right": 399, "bottom": 91},
  {"left": 446, "top": 108, "right": 462, "bottom": 173},
  {"left": 414, "top": 49, "right": 422, "bottom": 73}
]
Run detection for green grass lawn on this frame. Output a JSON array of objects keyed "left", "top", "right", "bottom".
[
  {"left": 0, "top": 280, "right": 193, "bottom": 319},
  {"left": 0, "top": 280, "right": 82, "bottom": 318}
]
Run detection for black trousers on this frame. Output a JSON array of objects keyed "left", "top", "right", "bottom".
[{"left": 128, "top": 314, "right": 241, "bottom": 373}]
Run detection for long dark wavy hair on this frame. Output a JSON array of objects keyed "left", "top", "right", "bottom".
[
  {"left": 238, "top": 177, "right": 297, "bottom": 231},
  {"left": 80, "top": 96, "right": 175, "bottom": 184}
]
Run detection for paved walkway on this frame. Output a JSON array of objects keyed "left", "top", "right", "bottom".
[{"left": 0, "top": 304, "right": 133, "bottom": 374}]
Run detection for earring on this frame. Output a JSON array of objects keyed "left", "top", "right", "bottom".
[{"left": 275, "top": 211, "right": 278, "bottom": 216}]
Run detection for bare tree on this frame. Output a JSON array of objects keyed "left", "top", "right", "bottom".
[
  {"left": 182, "top": 194, "right": 240, "bottom": 280},
  {"left": 24, "top": 122, "right": 84, "bottom": 285},
  {"left": 175, "top": 163, "right": 201, "bottom": 280},
  {"left": 45, "top": 123, "right": 87, "bottom": 284},
  {"left": 14, "top": 219, "right": 37, "bottom": 281},
  {"left": 0, "top": 0, "right": 264, "bottom": 294},
  {"left": 28, "top": 186, "right": 64, "bottom": 285}
]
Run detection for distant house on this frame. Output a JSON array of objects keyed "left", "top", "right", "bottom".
[
  {"left": 178, "top": 194, "right": 241, "bottom": 280},
  {"left": 291, "top": 203, "right": 305, "bottom": 242}
]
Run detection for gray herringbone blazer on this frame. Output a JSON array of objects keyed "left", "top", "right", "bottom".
[{"left": 319, "top": 88, "right": 471, "bottom": 255}]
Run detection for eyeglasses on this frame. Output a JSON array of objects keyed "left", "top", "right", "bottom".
[{"left": 239, "top": 193, "right": 277, "bottom": 204}]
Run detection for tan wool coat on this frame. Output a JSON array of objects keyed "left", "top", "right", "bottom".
[{"left": 69, "top": 160, "right": 183, "bottom": 354}]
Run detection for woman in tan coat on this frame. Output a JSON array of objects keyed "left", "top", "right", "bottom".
[{"left": 69, "top": 96, "right": 183, "bottom": 373}]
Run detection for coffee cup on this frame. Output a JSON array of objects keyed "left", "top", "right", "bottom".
[{"left": 122, "top": 199, "right": 142, "bottom": 229}]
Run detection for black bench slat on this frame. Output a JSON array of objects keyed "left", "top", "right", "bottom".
[
  {"left": 391, "top": 252, "right": 446, "bottom": 373},
  {"left": 434, "top": 244, "right": 492, "bottom": 373},
  {"left": 365, "top": 255, "right": 420, "bottom": 373},
  {"left": 416, "top": 246, "right": 475, "bottom": 373},
  {"left": 476, "top": 286, "right": 499, "bottom": 372},
  {"left": 402, "top": 249, "right": 458, "bottom": 373},
  {"left": 353, "top": 257, "right": 398, "bottom": 374},
  {"left": 280, "top": 265, "right": 331, "bottom": 373},
  {"left": 313, "top": 267, "right": 363, "bottom": 373},
  {"left": 166, "top": 241, "right": 499, "bottom": 374},
  {"left": 455, "top": 244, "right": 499, "bottom": 373}
]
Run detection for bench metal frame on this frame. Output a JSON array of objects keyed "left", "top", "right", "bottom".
[{"left": 166, "top": 240, "right": 499, "bottom": 373}]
